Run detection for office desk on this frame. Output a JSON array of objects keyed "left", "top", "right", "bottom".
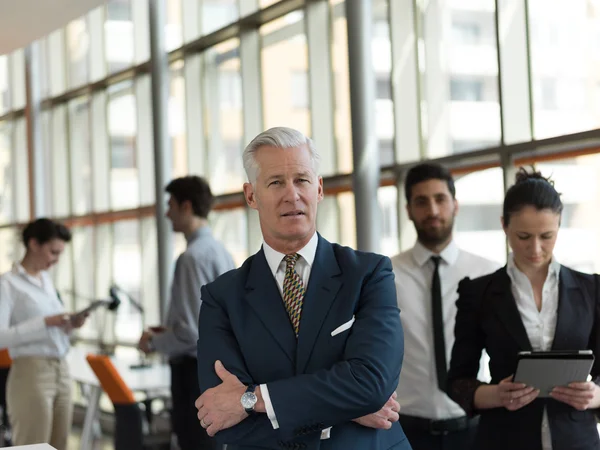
[{"left": 67, "top": 347, "right": 170, "bottom": 450}]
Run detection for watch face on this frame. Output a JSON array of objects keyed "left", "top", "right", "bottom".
[{"left": 241, "top": 392, "right": 258, "bottom": 409}]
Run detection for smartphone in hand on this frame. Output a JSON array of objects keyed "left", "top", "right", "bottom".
[{"left": 149, "top": 326, "right": 167, "bottom": 333}]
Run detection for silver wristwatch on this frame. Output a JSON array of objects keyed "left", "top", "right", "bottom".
[{"left": 241, "top": 384, "right": 258, "bottom": 414}]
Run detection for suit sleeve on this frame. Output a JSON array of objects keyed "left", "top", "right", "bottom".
[
  {"left": 265, "top": 256, "right": 403, "bottom": 435},
  {"left": 197, "top": 284, "right": 318, "bottom": 447},
  {"left": 589, "top": 274, "right": 600, "bottom": 386},
  {"left": 447, "top": 277, "right": 487, "bottom": 417}
]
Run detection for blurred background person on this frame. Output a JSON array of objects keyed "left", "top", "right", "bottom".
[
  {"left": 0, "top": 218, "right": 88, "bottom": 450},
  {"left": 138, "top": 176, "right": 235, "bottom": 450}
]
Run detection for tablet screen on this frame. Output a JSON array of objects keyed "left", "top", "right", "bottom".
[{"left": 513, "top": 351, "right": 594, "bottom": 397}]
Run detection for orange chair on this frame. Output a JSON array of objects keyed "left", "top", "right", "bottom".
[
  {"left": 0, "top": 349, "right": 11, "bottom": 369},
  {"left": 0, "top": 349, "right": 12, "bottom": 446},
  {"left": 86, "top": 354, "right": 170, "bottom": 450}
]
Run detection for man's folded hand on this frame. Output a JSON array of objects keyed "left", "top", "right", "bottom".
[{"left": 352, "top": 392, "right": 401, "bottom": 430}]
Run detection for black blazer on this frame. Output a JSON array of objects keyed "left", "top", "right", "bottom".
[{"left": 448, "top": 266, "right": 600, "bottom": 450}]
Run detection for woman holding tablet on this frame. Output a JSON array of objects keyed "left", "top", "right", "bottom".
[
  {"left": 448, "top": 168, "right": 600, "bottom": 450},
  {"left": 0, "top": 218, "right": 88, "bottom": 450}
]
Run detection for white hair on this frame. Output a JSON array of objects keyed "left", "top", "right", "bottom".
[{"left": 242, "top": 127, "right": 321, "bottom": 185}]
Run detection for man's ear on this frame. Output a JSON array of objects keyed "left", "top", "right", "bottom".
[
  {"left": 181, "top": 199, "right": 194, "bottom": 214},
  {"left": 243, "top": 183, "right": 258, "bottom": 210},
  {"left": 28, "top": 238, "right": 40, "bottom": 252},
  {"left": 317, "top": 177, "right": 324, "bottom": 203}
]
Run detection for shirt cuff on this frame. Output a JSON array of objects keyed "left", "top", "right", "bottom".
[
  {"left": 260, "top": 383, "right": 279, "bottom": 429},
  {"left": 321, "top": 427, "right": 331, "bottom": 440},
  {"left": 16, "top": 316, "right": 48, "bottom": 343}
]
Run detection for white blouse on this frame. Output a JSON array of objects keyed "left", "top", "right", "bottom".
[
  {"left": 507, "top": 254, "right": 561, "bottom": 450},
  {"left": 0, "top": 263, "right": 70, "bottom": 359}
]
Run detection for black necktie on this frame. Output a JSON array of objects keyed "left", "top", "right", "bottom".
[{"left": 431, "top": 256, "right": 447, "bottom": 392}]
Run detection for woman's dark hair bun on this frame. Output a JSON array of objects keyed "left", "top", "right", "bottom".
[
  {"left": 503, "top": 166, "right": 562, "bottom": 226},
  {"left": 514, "top": 166, "right": 555, "bottom": 186}
]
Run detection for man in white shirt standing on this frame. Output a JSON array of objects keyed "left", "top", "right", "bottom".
[{"left": 392, "top": 163, "right": 499, "bottom": 450}]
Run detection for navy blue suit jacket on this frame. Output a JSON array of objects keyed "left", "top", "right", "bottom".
[{"left": 197, "top": 235, "right": 410, "bottom": 450}]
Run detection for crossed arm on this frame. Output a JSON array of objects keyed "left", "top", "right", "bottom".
[{"left": 195, "top": 257, "right": 404, "bottom": 446}]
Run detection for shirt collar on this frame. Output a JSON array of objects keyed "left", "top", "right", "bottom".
[
  {"left": 507, "top": 253, "right": 561, "bottom": 280},
  {"left": 411, "top": 239, "right": 459, "bottom": 267},
  {"left": 262, "top": 232, "right": 319, "bottom": 277},
  {"left": 186, "top": 226, "right": 211, "bottom": 245},
  {"left": 13, "top": 262, "right": 44, "bottom": 288},
  {"left": 13, "top": 262, "right": 26, "bottom": 276}
]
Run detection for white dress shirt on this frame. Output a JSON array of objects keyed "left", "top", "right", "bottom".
[
  {"left": 392, "top": 240, "right": 500, "bottom": 419},
  {"left": 507, "top": 253, "right": 560, "bottom": 450},
  {"left": 260, "top": 233, "right": 326, "bottom": 435},
  {"left": 0, "top": 263, "right": 70, "bottom": 359}
]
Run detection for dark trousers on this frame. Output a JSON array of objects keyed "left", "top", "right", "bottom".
[
  {"left": 170, "top": 356, "right": 218, "bottom": 450},
  {"left": 0, "top": 367, "right": 12, "bottom": 446},
  {"left": 0, "top": 367, "right": 8, "bottom": 425},
  {"left": 400, "top": 415, "right": 477, "bottom": 450}
]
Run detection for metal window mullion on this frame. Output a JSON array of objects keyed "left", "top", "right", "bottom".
[
  {"left": 89, "top": 6, "right": 107, "bottom": 82},
  {"left": 396, "top": 168, "right": 416, "bottom": 252},
  {"left": 240, "top": 22, "right": 262, "bottom": 259},
  {"left": 133, "top": 0, "right": 151, "bottom": 65},
  {"left": 182, "top": 0, "right": 201, "bottom": 41},
  {"left": 496, "top": 0, "right": 533, "bottom": 144},
  {"left": 305, "top": 0, "right": 336, "bottom": 175},
  {"left": 346, "top": 0, "right": 380, "bottom": 252},
  {"left": 500, "top": 152, "right": 515, "bottom": 258},
  {"left": 25, "top": 42, "right": 46, "bottom": 218},
  {"left": 136, "top": 75, "right": 156, "bottom": 206},
  {"left": 239, "top": 0, "right": 259, "bottom": 17},
  {"left": 148, "top": 0, "right": 173, "bottom": 322},
  {"left": 184, "top": 54, "right": 206, "bottom": 175},
  {"left": 91, "top": 91, "right": 110, "bottom": 212},
  {"left": 523, "top": 0, "right": 535, "bottom": 140},
  {"left": 389, "top": 0, "right": 422, "bottom": 163},
  {"left": 240, "top": 28, "right": 263, "bottom": 144}
]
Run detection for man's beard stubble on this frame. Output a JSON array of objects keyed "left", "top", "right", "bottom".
[{"left": 415, "top": 218, "right": 454, "bottom": 247}]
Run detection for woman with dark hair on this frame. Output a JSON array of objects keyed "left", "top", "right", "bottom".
[
  {"left": 448, "top": 168, "right": 600, "bottom": 450},
  {"left": 0, "top": 218, "right": 88, "bottom": 450}
]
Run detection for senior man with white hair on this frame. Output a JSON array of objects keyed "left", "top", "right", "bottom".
[{"left": 193, "top": 127, "right": 412, "bottom": 450}]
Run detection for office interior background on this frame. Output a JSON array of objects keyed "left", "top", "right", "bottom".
[{"left": 1, "top": 0, "right": 600, "bottom": 350}]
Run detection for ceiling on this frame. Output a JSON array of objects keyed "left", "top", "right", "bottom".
[{"left": 0, "top": 0, "right": 106, "bottom": 55}]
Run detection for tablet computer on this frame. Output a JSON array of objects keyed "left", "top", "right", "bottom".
[
  {"left": 513, "top": 350, "right": 595, "bottom": 397},
  {"left": 71, "top": 300, "right": 112, "bottom": 321}
]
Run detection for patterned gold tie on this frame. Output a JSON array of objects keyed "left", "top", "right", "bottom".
[{"left": 282, "top": 253, "right": 305, "bottom": 337}]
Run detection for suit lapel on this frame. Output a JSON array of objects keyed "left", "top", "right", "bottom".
[
  {"left": 245, "top": 249, "right": 297, "bottom": 365},
  {"left": 551, "top": 266, "right": 582, "bottom": 350},
  {"left": 491, "top": 268, "right": 533, "bottom": 351},
  {"left": 296, "top": 236, "right": 342, "bottom": 374}
]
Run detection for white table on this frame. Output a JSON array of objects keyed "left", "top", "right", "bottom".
[
  {"left": 67, "top": 346, "right": 171, "bottom": 450},
  {"left": 11, "top": 445, "right": 56, "bottom": 449}
]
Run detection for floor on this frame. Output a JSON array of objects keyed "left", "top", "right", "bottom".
[{"left": 67, "top": 428, "right": 113, "bottom": 450}]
